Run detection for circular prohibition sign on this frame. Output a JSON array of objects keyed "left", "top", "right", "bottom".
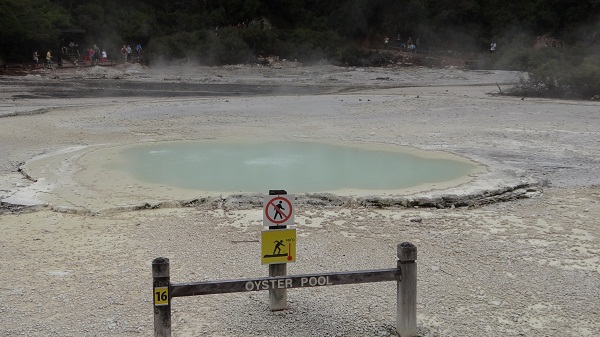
[{"left": 265, "top": 196, "right": 293, "bottom": 225}]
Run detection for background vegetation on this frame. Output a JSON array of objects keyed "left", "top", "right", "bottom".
[{"left": 1, "top": 0, "right": 599, "bottom": 98}]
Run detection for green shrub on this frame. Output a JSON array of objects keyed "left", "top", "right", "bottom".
[
  {"left": 274, "top": 28, "right": 344, "bottom": 63},
  {"left": 146, "top": 31, "right": 203, "bottom": 60},
  {"left": 240, "top": 25, "right": 277, "bottom": 56},
  {"left": 146, "top": 29, "right": 254, "bottom": 65},
  {"left": 211, "top": 27, "right": 253, "bottom": 64},
  {"left": 507, "top": 45, "right": 600, "bottom": 99},
  {"left": 335, "top": 44, "right": 367, "bottom": 66},
  {"left": 560, "top": 55, "right": 600, "bottom": 99}
]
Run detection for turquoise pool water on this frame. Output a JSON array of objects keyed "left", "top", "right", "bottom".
[{"left": 115, "top": 141, "right": 478, "bottom": 193}]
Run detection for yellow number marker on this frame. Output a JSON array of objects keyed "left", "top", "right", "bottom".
[{"left": 154, "top": 286, "right": 169, "bottom": 306}]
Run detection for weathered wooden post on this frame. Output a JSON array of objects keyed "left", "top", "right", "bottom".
[
  {"left": 268, "top": 189, "right": 287, "bottom": 311},
  {"left": 397, "top": 242, "right": 417, "bottom": 336},
  {"left": 269, "top": 260, "right": 287, "bottom": 310},
  {"left": 153, "top": 257, "right": 172, "bottom": 337}
]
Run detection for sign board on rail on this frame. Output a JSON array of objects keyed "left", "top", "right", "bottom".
[
  {"left": 263, "top": 194, "right": 294, "bottom": 227},
  {"left": 261, "top": 228, "right": 296, "bottom": 265}
]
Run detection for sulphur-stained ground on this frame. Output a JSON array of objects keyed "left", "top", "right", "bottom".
[{"left": 0, "top": 63, "right": 599, "bottom": 336}]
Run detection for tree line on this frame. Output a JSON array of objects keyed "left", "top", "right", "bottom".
[
  {"left": 1, "top": 0, "right": 598, "bottom": 63},
  {"left": 1, "top": 0, "right": 599, "bottom": 98}
]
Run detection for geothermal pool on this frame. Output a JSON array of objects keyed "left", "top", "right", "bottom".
[{"left": 110, "top": 140, "right": 480, "bottom": 194}]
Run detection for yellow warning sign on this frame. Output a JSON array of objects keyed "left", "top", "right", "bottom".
[{"left": 261, "top": 229, "right": 296, "bottom": 265}]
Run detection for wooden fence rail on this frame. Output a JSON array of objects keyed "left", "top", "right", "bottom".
[{"left": 153, "top": 242, "right": 417, "bottom": 337}]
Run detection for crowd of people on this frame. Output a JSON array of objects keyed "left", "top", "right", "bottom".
[
  {"left": 33, "top": 41, "right": 143, "bottom": 69},
  {"left": 383, "top": 35, "right": 420, "bottom": 53},
  {"left": 214, "top": 17, "right": 271, "bottom": 35},
  {"left": 32, "top": 49, "right": 59, "bottom": 69},
  {"left": 119, "top": 44, "right": 143, "bottom": 63}
]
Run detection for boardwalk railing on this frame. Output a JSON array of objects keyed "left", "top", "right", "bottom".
[{"left": 152, "top": 242, "right": 417, "bottom": 337}]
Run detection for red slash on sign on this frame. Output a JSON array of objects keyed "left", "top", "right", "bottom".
[{"left": 264, "top": 195, "right": 294, "bottom": 226}]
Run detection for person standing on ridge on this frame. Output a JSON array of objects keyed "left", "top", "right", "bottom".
[
  {"left": 45, "top": 50, "right": 52, "bottom": 69},
  {"left": 33, "top": 50, "right": 39, "bottom": 68},
  {"left": 121, "top": 45, "right": 127, "bottom": 63},
  {"left": 93, "top": 44, "right": 100, "bottom": 65},
  {"left": 126, "top": 45, "right": 132, "bottom": 63}
]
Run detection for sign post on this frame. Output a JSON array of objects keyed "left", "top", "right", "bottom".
[{"left": 264, "top": 190, "right": 295, "bottom": 311}]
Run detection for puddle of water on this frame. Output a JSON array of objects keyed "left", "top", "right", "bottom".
[{"left": 110, "top": 140, "right": 480, "bottom": 194}]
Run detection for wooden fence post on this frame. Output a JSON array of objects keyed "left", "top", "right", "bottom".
[
  {"left": 153, "top": 257, "right": 172, "bottom": 337},
  {"left": 397, "top": 242, "right": 417, "bottom": 336}
]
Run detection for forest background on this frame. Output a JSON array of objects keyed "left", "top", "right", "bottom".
[{"left": 1, "top": 0, "right": 599, "bottom": 99}]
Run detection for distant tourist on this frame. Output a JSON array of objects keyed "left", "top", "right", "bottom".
[
  {"left": 33, "top": 50, "right": 39, "bottom": 68},
  {"left": 88, "top": 47, "right": 94, "bottom": 65},
  {"left": 490, "top": 42, "right": 497, "bottom": 52},
  {"left": 407, "top": 37, "right": 415, "bottom": 53},
  {"left": 121, "top": 45, "right": 127, "bottom": 62},
  {"left": 384, "top": 36, "right": 389, "bottom": 50},
  {"left": 93, "top": 44, "right": 101, "bottom": 65},
  {"left": 136, "top": 44, "right": 143, "bottom": 63},
  {"left": 126, "top": 45, "right": 132, "bottom": 62},
  {"left": 45, "top": 50, "right": 52, "bottom": 69}
]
